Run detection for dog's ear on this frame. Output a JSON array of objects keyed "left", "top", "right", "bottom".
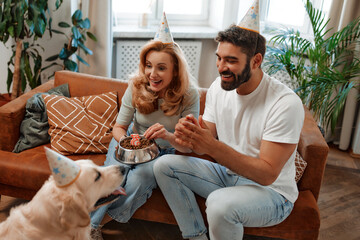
[{"left": 59, "top": 192, "right": 90, "bottom": 229}]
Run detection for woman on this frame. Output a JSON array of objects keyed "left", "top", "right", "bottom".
[{"left": 90, "top": 39, "right": 200, "bottom": 239}]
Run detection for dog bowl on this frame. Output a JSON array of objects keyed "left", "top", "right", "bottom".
[{"left": 114, "top": 136, "right": 160, "bottom": 165}]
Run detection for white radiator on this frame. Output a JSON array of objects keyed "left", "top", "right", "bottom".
[{"left": 115, "top": 40, "right": 202, "bottom": 81}]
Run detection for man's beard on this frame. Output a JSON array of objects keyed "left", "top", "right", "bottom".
[{"left": 220, "top": 60, "right": 251, "bottom": 91}]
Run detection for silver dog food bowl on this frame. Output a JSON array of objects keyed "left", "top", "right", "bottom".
[{"left": 114, "top": 136, "right": 160, "bottom": 165}]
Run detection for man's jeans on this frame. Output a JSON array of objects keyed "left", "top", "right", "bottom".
[{"left": 153, "top": 154, "right": 294, "bottom": 240}]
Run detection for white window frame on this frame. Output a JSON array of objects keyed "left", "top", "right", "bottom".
[
  {"left": 259, "top": 0, "right": 332, "bottom": 38},
  {"left": 113, "top": 0, "right": 209, "bottom": 27}
]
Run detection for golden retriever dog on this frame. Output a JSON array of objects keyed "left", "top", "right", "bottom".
[{"left": 0, "top": 159, "right": 126, "bottom": 240}]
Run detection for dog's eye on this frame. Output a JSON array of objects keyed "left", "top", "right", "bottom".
[{"left": 95, "top": 171, "right": 101, "bottom": 182}]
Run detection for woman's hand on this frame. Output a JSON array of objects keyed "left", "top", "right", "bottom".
[{"left": 143, "top": 123, "right": 170, "bottom": 141}]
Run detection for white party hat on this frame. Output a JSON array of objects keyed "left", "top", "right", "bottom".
[
  {"left": 45, "top": 147, "right": 81, "bottom": 188},
  {"left": 154, "top": 12, "right": 174, "bottom": 44},
  {"left": 237, "top": 0, "right": 260, "bottom": 33}
]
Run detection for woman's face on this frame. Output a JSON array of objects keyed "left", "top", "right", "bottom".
[{"left": 145, "top": 50, "right": 174, "bottom": 97}]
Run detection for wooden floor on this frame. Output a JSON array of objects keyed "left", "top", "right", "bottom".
[{"left": 1, "top": 145, "right": 359, "bottom": 240}]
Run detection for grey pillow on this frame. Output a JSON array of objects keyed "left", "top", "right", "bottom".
[{"left": 13, "top": 84, "right": 70, "bottom": 153}]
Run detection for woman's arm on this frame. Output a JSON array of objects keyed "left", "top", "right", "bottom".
[{"left": 112, "top": 123, "right": 129, "bottom": 142}]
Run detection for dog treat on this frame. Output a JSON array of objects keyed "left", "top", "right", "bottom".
[
  {"left": 120, "top": 137, "right": 154, "bottom": 150},
  {"left": 130, "top": 139, "right": 141, "bottom": 146}
]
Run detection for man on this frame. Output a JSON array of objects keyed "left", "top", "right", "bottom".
[{"left": 153, "top": 1, "right": 304, "bottom": 239}]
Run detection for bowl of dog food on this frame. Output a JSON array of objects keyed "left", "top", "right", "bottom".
[{"left": 115, "top": 134, "right": 160, "bottom": 165}]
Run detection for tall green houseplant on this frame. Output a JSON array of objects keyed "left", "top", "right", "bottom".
[
  {"left": 265, "top": 0, "right": 360, "bottom": 133},
  {"left": 0, "top": 0, "right": 63, "bottom": 99}
]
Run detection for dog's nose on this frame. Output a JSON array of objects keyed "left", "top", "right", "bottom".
[{"left": 118, "top": 165, "right": 126, "bottom": 175}]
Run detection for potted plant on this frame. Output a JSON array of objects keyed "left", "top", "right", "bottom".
[
  {"left": 0, "top": 0, "right": 63, "bottom": 100},
  {"left": 43, "top": 9, "right": 97, "bottom": 77},
  {"left": 265, "top": 0, "right": 360, "bottom": 134}
]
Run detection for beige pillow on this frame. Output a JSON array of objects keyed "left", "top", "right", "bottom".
[
  {"left": 43, "top": 91, "right": 118, "bottom": 155},
  {"left": 295, "top": 151, "right": 307, "bottom": 182}
]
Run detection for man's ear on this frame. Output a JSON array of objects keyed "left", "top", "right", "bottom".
[{"left": 251, "top": 53, "right": 263, "bottom": 69}]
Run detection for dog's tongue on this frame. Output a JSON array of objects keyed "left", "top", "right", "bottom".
[
  {"left": 113, "top": 186, "right": 126, "bottom": 196},
  {"left": 94, "top": 186, "right": 127, "bottom": 207}
]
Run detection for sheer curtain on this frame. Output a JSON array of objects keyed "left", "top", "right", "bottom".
[
  {"left": 78, "top": 0, "right": 113, "bottom": 77},
  {"left": 325, "top": 0, "right": 360, "bottom": 152}
]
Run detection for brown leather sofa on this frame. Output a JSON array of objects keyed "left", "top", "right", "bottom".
[{"left": 0, "top": 70, "right": 328, "bottom": 239}]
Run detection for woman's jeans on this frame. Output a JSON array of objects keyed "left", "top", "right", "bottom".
[
  {"left": 153, "top": 154, "right": 294, "bottom": 240},
  {"left": 90, "top": 137, "right": 174, "bottom": 228}
]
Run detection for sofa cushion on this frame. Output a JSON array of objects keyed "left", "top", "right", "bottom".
[
  {"left": 43, "top": 91, "right": 118, "bottom": 155},
  {"left": 13, "top": 84, "right": 70, "bottom": 153},
  {"left": 295, "top": 151, "right": 307, "bottom": 182}
]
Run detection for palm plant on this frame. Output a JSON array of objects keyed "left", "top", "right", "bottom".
[{"left": 265, "top": 0, "right": 360, "bottom": 133}]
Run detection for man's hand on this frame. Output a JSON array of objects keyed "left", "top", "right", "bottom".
[{"left": 174, "top": 114, "right": 215, "bottom": 155}]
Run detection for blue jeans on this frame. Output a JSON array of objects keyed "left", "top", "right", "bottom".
[
  {"left": 153, "top": 154, "right": 294, "bottom": 240},
  {"left": 90, "top": 137, "right": 175, "bottom": 228}
]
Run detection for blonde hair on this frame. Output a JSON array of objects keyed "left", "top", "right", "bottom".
[{"left": 131, "top": 40, "right": 190, "bottom": 116}]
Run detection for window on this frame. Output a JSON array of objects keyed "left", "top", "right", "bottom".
[
  {"left": 112, "top": 0, "right": 209, "bottom": 27},
  {"left": 238, "top": 0, "right": 333, "bottom": 37}
]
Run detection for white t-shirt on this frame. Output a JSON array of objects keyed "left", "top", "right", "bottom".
[{"left": 203, "top": 73, "right": 304, "bottom": 203}]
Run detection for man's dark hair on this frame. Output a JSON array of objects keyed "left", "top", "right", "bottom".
[{"left": 215, "top": 24, "right": 266, "bottom": 60}]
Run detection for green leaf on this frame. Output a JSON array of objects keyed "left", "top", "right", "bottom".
[
  {"left": 45, "top": 54, "right": 59, "bottom": 61},
  {"left": 6, "top": 68, "right": 13, "bottom": 93},
  {"left": 71, "top": 38, "right": 78, "bottom": 48},
  {"left": 86, "top": 31, "right": 97, "bottom": 42},
  {"left": 72, "top": 9, "right": 82, "bottom": 23},
  {"left": 76, "top": 54, "right": 89, "bottom": 67},
  {"left": 64, "top": 59, "right": 78, "bottom": 72},
  {"left": 78, "top": 41, "right": 93, "bottom": 55},
  {"left": 79, "top": 18, "right": 90, "bottom": 29},
  {"left": 72, "top": 26, "right": 81, "bottom": 39},
  {"left": 55, "top": 0, "right": 63, "bottom": 10},
  {"left": 41, "top": 62, "right": 61, "bottom": 72},
  {"left": 7, "top": 25, "right": 14, "bottom": 37},
  {"left": 58, "top": 47, "right": 71, "bottom": 59},
  {"left": 51, "top": 29, "right": 66, "bottom": 35},
  {"left": 58, "top": 21, "right": 71, "bottom": 28}
]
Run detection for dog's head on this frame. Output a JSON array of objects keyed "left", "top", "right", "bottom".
[
  {"left": 46, "top": 159, "right": 126, "bottom": 230},
  {"left": 72, "top": 160, "right": 127, "bottom": 210}
]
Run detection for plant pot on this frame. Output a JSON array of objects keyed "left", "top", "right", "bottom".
[{"left": 0, "top": 93, "right": 11, "bottom": 107}]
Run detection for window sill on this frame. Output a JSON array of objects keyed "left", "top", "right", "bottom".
[{"left": 113, "top": 25, "right": 219, "bottom": 39}]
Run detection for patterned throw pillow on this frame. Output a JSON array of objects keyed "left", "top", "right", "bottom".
[
  {"left": 13, "top": 84, "right": 70, "bottom": 153},
  {"left": 295, "top": 151, "right": 307, "bottom": 182},
  {"left": 43, "top": 91, "right": 118, "bottom": 155}
]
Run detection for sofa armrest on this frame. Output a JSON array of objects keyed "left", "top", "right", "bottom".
[
  {"left": 297, "top": 106, "right": 329, "bottom": 201},
  {"left": 0, "top": 80, "right": 55, "bottom": 152}
]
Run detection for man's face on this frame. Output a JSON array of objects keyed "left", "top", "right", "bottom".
[{"left": 216, "top": 42, "right": 252, "bottom": 91}]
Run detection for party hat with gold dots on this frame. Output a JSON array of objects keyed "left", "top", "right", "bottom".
[
  {"left": 154, "top": 12, "right": 174, "bottom": 44},
  {"left": 237, "top": 0, "right": 260, "bottom": 33},
  {"left": 45, "top": 147, "right": 81, "bottom": 187}
]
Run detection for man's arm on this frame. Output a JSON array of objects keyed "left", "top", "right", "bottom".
[{"left": 174, "top": 115, "right": 296, "bottom": 186}]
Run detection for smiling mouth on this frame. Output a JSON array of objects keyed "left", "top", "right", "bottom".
[
  {"left": 151, "top": 79, "right": 162, "bottom": 84},
  {"left": 220, "top": 71, "right": 234, "bottom": 80},
  {"left": 94, "top": 186, "right": 126, "bottom": 207}
]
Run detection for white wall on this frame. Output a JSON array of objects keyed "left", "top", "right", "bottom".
[
  {"left": 0, "top": 41, "right": 12, "bottom": 93},
  {"left": 0, "top": 0, "right": 71, "bottom": 94}
]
